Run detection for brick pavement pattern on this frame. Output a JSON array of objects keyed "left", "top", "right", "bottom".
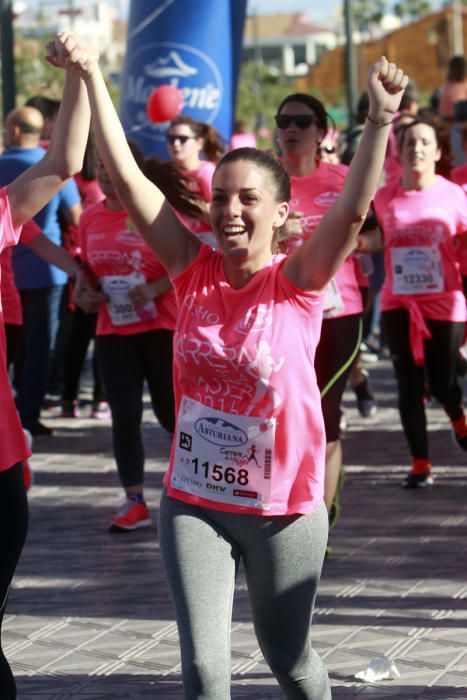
[{"left": 4, "top": 359, "right": 467, "bottom": 699}]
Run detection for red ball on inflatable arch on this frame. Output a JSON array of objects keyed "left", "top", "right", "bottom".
[{"left": 147, "top": 84, "right": 184, "bottom": 123}]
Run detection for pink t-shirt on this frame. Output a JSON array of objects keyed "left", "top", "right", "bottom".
[
  {"left": 62, "top": 175, "right": 104, "bottom": 259},
  {"left": 1, "top": 219, "right": 41, "bottom": 326},
  {"left": 79, "top": 200, "right": 177, "bottom": 336},
  {"left": 0, "top": 188, "right": 30, "bottom": 471},
  {"left": 374, "top": 176, "right": 467, "bottom": 364},
  {"left": 451, "top": 163, "right": 467, "bottom": 193},
  {"left": 1, "top": 247, "right": 21, "bottom": 325},
  {"left": 164, "top": 245, "right": 326, "bottom": 516},
  {"left": 175, "top": 161, "right": 217, "bottom": 248},
  {"left": 74, "top": 174, "right": 104, "bottom": 209},
  {"left": 288, "top": 161, "right": 363, "bottom": 318}
]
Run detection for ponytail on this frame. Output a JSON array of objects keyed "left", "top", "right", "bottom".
[
  {"left": 143, "top": 156, "right": 205, "bottom": 220},
  {"left": 198, "top": 123, "right": 226, "bottom": 164}
]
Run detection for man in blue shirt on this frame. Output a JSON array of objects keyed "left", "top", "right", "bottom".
[{"left": 0, "top": 105, "right": 82, "bottom": 436}]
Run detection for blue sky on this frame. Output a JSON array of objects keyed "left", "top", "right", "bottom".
[
  {"left": 247, "top": 0, "right": 340, "bottom": 21},
  {"left": 26, "top": 1, "right": 444, "bottom": 23},
  {"left": 247, "top": 0, "right": 443, "bottom": 22}
]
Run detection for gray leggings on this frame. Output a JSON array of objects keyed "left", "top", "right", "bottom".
[{"left": 158, "top": 491, "right": 331, "bottom": 700}]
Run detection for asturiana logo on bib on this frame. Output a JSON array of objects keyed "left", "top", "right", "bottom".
[
  {"left": 195, "top": 418, "right": 248, "bottom": 447},
  {"left": 122, "top": 41, "right": 223, "bottom": 144},
  {"left": 314, "top": 191, "right": 340, "bottom": 207}
]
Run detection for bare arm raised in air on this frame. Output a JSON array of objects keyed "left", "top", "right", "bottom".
[
  {"left": 284, "top": 57, "right": 408, "bottom": 291},
  {"left": 7, "top": 63, "right": 90, "bottom": 228},
  {"left": 48, "top": 32, "right": 200, "bottom": 278}
]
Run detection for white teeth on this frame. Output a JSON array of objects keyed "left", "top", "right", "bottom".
[{"left": 223, "top": 226, "right": 245, "bottom": 234}]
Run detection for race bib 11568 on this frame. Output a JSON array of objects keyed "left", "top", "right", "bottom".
[{"left": 171, "top": 396, "right": 276, "bottom": 510}]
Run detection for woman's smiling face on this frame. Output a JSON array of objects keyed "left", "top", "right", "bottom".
[{"left": 210, "top": 159, "right": 288, "bottom": 267}]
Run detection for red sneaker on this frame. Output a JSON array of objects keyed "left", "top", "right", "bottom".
[
  {"left": 402, "top": 458, "right": 433, "bottom": 489},
  {"left": 451, "top": 415, "right": 467, "bottom": 451},
  {"left": 109, "top": 499, "right": 152, "bottom": 532}
]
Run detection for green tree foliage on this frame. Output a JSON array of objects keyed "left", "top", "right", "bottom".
[
  {"left": 14, "top": 32, "right": 64, "bottom": 104},
  {"left": 353, "top": 0, "right": 387, "bottom": 32},
  {"left": 3, "top": 30, "right": 120, "bottom": 113},
  {"left": 235, "top": 61, "right": 296, "bottom": 148},
  {"left": 394, "top": 0, "right": 432, "bottom": 20}
]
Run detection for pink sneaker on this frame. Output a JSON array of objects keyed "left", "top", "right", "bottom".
[
  {"left": 109, "top": 499, "right": 152, "bottom": 532},
  {"left": 92, "top": 401, "right": 111, "bottom": 420}
]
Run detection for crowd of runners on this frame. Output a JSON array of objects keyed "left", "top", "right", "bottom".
[{"left": 0, "top": 31, "right": 466, "bottom": 700}]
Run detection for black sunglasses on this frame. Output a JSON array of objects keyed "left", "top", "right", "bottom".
[
  {"left": 166, "top": 134, "right": 196, "bottom": 145},
  {"left": 274, "top": 114, "right": 317, "bottom": 130}
]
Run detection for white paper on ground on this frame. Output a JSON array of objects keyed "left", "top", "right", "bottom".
[{"left": 355, "top": 655, "right": 401, "bottom": 682}]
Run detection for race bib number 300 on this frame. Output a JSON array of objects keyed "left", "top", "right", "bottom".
[
  {"left": 391, "top": 246, "right": 444, "bottom": 295},
  {"left": 171, "top": 396, "right": 276, "bottom": 510},
  {"left": 101, "top": 273, "right": 157, "bottom": 326}
]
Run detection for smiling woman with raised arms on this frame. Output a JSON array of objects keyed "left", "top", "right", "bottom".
[{"left": 48, "top": 32, "right": 408, "bottom": 700}]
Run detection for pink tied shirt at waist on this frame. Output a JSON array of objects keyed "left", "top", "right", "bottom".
[
  {"left": 0, "top": 188, "right": 30, "bottom": 471},
  {"left": 165, "top": 245, "right": 326, "bottom": 516},
  {"left": 374, "top": 176, "right": 467, "bottom": 365}
]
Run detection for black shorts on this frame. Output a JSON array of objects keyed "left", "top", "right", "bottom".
[{"left": 315, "top": 314, "right": 362, "bottom": 442}]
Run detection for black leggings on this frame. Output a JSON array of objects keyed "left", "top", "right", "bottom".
[
  {"left": 62, "top": 309, "right": 105, "bottom": 404},
  {"left": 0, "top": 463, "right": 28, "bottom": 700},
  {"left": 96, "top": 329, "right": 175, "bottom": 488},
  {"left": 383, "top": 309, "right": 464, "bottom": 460},
  {"left": 315, "top": 314, "right": 362, "bottom": 442},
  {"left": 5, "top": 324, "right": 23, "bottom": 372}
]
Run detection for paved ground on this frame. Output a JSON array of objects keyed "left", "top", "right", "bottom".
[{"left": 4, "top": 357, "right": 467, "bottom": 699}]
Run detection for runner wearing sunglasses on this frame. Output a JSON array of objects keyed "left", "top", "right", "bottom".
[
  {"left": 275, "top": 92, "right": 369, "bottom": 538},
  {"left": 166, "top": 115, "right": 225, "bottom": 249}
]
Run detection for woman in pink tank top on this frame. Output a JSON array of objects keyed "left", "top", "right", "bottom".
[
  {"left": 274, "top": 91, "right": 368, "bottom": 540},
  {"left": 53, "top": 33, "right": 407, "bottom": 699}
]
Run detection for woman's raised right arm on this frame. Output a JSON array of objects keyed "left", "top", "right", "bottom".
[
  {"left": 53, "top": 32, "right": 200, "bottom": 276},
  {"left": 7, "top": 69, "right": 90, "bottom": 228}
]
